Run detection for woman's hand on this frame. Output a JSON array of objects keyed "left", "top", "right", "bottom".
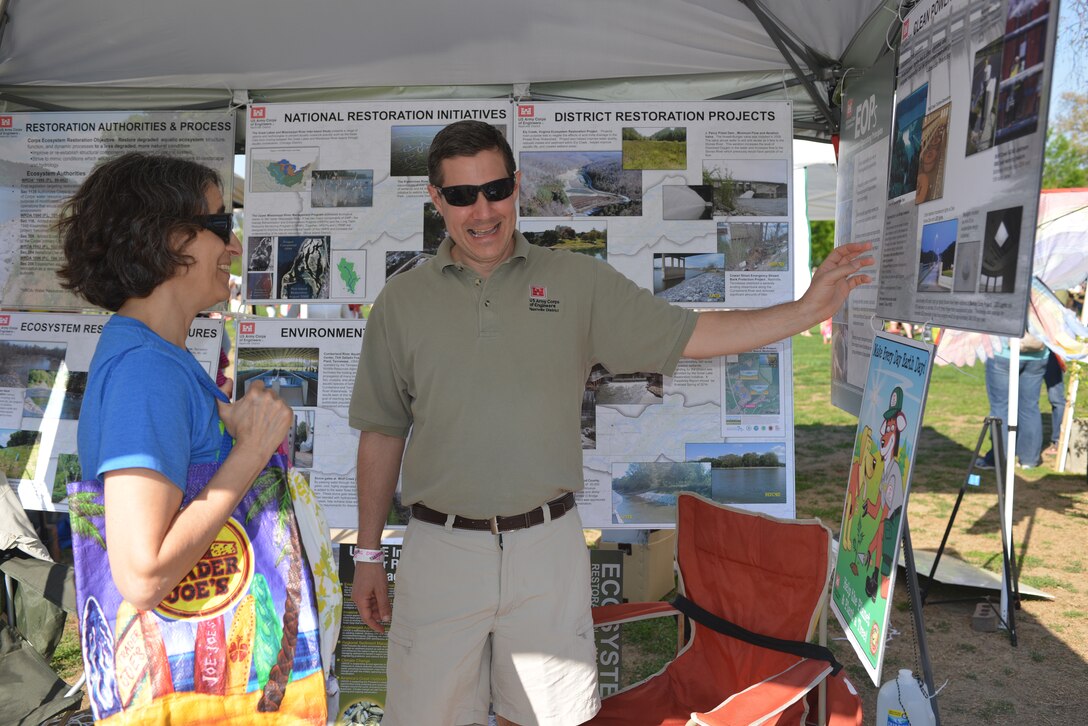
[
  {"left": 216, "top": 379, "right": 293, "bottom": 462},
  {"left": 105, "top": 382, "right": 292, "bottom": 610}
]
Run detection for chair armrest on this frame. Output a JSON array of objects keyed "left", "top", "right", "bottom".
[
  {"left": 690, "top": 658, "right": 832, "bottom": 726},
  {"left": 592, "top": 601, "right": 678, "bottom": 627}
]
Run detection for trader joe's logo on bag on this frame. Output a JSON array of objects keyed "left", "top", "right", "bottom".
[{"left": 155, "top": 518, "right": 254, "bottom": 620}]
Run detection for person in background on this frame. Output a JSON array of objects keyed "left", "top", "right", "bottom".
[
  {"left": 348, "top": 120, "right": 873, "bottom": 726},
  {"left": 976, "top": 334, "right": 1048, "bottom": 470},
  {"left": 1043, "top": 350, "right": 1065, "bottom": 458}
]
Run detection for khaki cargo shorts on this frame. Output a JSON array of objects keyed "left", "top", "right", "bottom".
[{"left": 383, "top": 506, "right": 601, "bottom": 726}]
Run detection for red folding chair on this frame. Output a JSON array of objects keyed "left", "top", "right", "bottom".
[{"left": 589, "top": 493, "right": 862, "bottom": 726}]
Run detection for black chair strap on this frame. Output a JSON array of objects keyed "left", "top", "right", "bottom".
[{"left": 670, "top": 594, "right": 843, "bottom": 675}]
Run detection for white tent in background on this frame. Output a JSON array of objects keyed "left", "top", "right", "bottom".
[{"left": 0, "top": 0, "right": 902, "bottom": 144}]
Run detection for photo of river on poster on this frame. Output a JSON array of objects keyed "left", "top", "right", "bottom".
[
  {"left": 611, "top": 466, "right": 787, "bottom": 523},
  {"left": 609, "top": 457, "right": 787, "bottom": 524}
]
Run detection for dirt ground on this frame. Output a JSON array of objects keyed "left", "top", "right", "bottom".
[{"left": 798, "top": 423, "right": 1088, "bottom": 724}]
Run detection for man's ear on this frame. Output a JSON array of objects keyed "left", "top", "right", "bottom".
[{"left": 427, "top": 183, "right": 444, "bottom": 212}]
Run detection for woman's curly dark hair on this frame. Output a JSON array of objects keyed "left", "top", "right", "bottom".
[{"left": 56, "top": 152, "right": 223, "bottom": 311}]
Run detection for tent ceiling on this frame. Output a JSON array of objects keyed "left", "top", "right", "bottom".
[{"left": 0, "top": 0, "right": 902, "bottom": 140}]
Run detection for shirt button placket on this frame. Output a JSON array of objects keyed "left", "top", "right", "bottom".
[{"left": 479, "top": 278, "right": 498, "bottom": 335}]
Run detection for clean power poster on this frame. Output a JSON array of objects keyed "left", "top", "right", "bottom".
[
  {"left": 877, "top": 0, "right": 1058, "bottom": 335},
  {"left": 0, "top": 313, "right": 223, "bottom": 511},
  {"left": 243, "top": 100, "right": 510, "bottom": 305},
  {"left": 0, "top": 111, "right": 235, "bottom": 310},
  {"left": 233, "top": 318, "right": 365, "bottom": 528},
  {"left": 831, "top": 332, "right": 933, "bottom": 686}
]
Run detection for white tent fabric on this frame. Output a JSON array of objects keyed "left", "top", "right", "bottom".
[{"left": 0, "top": 0, "right": 902, "bottom": 141}]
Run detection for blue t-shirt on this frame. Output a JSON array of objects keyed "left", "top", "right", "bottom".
[
  {"left": 78, "top": 315, "right": 224, "bottom": 491},
  {"left": 993, "top": 336, "right": 1048, "bottom": 362}
]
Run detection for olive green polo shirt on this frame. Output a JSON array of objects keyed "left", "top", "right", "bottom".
[{"left": 349, "top": 232, "right": 698, "bottom": 518}]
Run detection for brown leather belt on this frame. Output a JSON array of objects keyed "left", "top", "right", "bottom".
[{"left": 410, "top": 492, "right": 576, "bottom": 534}]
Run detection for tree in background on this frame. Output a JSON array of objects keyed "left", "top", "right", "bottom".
[
  {"left": 1043, "top": 91, "right": 1088, "bottom": 189},
  {"left": 1044, "top": 131, "right": 1088, "bottom": 188},
  {"left": 809, "top": 220, "right": 834, "bottom": 267},
  {"left": 1064, "top": 0, "right": 1087, "bottom": 81}
]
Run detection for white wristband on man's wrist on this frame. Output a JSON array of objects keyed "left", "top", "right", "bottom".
[{"left": 352, "top": 547, "right": 384, "bottom": 564}]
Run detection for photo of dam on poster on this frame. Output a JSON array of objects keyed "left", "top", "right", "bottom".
[
  {"left": 876, "top": 0, "right": 1058, "bottom": 336},
  {"left": 831, "top": 332, "right": 933, "bottom": 685},
  {"left": 0, "top": 110, "right": 234, "bottom": 310},
  {"left": 244, "top": 99, "right": 511, "bottom": 304},
  {"left": 0, "top": 313, "right": 222, "bottom": 512},
  {"left": 513, "top": 100, "right": 793, "bottom": 308},
  {"left": 233, "top": 318, "right": 366, "bottom": 528}
]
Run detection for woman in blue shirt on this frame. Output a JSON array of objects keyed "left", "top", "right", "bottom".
[{"left": 57, "top": 152, "right": 292, "bottom": 611}]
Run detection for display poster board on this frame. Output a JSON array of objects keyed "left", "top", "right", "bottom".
[
  {"left": 243, "top": 100, "right": 511, "bottom": 305},
  {"left": 0, "top": 312, "right": 223, "bottom": 511},
  {"left": 247, "top": 100, "right": 801, "bottom": 523},
  {"left": 335, "top": 541, "right": 399, "bottom": 726},
  {"left": 831, "top": 53, "right": 898, "bottom": 416},
  {"left": 244, "top": 100, "right": 794, "bottom": 311},
  {"left": 334, "top": 542, "right": 623, "bottom": 722},
  {"left": 581, "top": 340, "right": 796, "bottom": 526},
  {"left": 0, "top": 111, "right": 235, "bottom": 310},
  {"left": 516, "top": 101, "right": 798, "bottom": 523},
  {"left": 831, "top": 332, "right": 933, "bottom": 685},
  {"left": 590, "top": 548, "right": 625, "bottom": 699},
  {"left": 233, "top": 318, "right": 364, "bottom": 528},
  {"left": 514, "top": 101, "right": 794, "bottom": 309},
  {"left": 876, "top": 0, "right": 1058, "bottom": 336}
]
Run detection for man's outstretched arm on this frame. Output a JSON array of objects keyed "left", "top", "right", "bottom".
[{"left": 683, "top": 241, "right": 873, "bottom": 359}]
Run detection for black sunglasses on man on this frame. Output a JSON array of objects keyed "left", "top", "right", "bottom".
[{"left": 432, "top": 176, "right": 516, "bottom": 207}]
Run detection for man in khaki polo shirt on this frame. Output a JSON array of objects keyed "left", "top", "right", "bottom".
[{"left": 348, "top": 120, "right": 872, "bottom": 726}]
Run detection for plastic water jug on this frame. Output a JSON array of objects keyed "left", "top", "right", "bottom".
[{"left": 874, "top": 669, "right": 936, "bottom": 726}]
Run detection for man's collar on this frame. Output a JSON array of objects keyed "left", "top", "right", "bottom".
[
  {"left": 436, "top": 237, "right": 458, "bottom": 270},
  {"left": 437, "top": 232, "right": 530, "bottom": 273},
  {"left": 511, "top": 231, "right": 531, "bottom": 261}
]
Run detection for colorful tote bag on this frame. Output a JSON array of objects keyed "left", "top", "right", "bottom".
[{"left": 67, "top": 434, "right": 328, "bottom": 725}]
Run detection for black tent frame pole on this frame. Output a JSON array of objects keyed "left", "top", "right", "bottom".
[{"left": 737, "top": 0, "right": 839, "bottom": 134}]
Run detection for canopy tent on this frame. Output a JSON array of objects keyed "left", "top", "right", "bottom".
[{"left": 0, "top": 0, "right": 904, "bottom": 143}]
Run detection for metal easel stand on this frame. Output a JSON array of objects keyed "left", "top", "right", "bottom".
[{"left": 919, "top": 416, "right": 1021, "bottom": 646}]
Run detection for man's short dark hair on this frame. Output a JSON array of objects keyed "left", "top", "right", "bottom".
[
  {"left": 56, "top": 152, "right": 222, "bottom": 311},
  {"left": 427, "top": 120, "right": 516, "bottom": 187}
]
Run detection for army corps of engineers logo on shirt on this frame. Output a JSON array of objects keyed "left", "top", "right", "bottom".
[{"left": 529, "top": 285, "right": 560, "bottom": 313}]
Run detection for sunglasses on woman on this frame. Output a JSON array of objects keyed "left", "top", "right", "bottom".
[
  {"left": 196, "top": 213, "right": 235, "bottom": 244},
  {"left": 432, "top": 176, "right": 516, "bottom": 207}
]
